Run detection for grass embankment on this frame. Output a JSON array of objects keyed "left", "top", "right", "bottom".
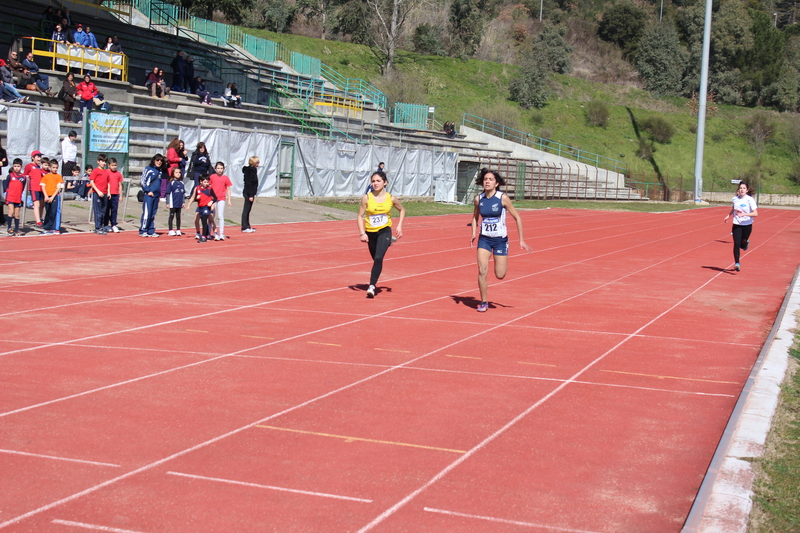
[
  {"left": 749, "top": 333, "right": 800, "bottom": 532},
  {"left": 243, "top": 28, "right": 800, "bottom": 195}
]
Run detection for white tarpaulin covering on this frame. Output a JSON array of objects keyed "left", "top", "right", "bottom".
[
  {"left": 55, "top": 43, "right": 123, "bottom": 75},
  {"left": 179, "top": 127, "right": 279, "bottom": 196},
  {"left": 294, "top": 137, "right": 456, "bottom": 199},
  {"left": 6, "top": 106, "right": 61, "bottom": 164}
]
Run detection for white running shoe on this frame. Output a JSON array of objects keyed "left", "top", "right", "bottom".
[
  {"left": 176, "top": 230, "right": 183, "bottom": 236},
  {"left": 195, "top": 232, "right": 201, "bottom": 240},
  {"left": 111, "top": 226, "right": 120, "bottom": 233},
  {"left": 168, "top": 230, "right": 176, "bottom": 236},
  {"left": 366, "top": 285, "right": 376, "bottom": 298}
]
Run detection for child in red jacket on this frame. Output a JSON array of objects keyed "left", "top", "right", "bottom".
[
  {"left": 76, "top": 74, "right": 98, "bottom": 119},
  {"left": 5, "top": 159, "right": 25, "bottom": 236}
]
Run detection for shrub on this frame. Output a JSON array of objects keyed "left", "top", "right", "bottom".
[
  {"left": 637, "top": 137, "right": 654, "bottom": 159},
  {"left": 790, "top": 159, "right": 800, "bottom": 185},
  {"left": 641, "top": 116, "right": 676, "bottom": 144},
  {"left": 413, "top": 23, "right": 446, "bottom": 56},
  {"left": 530, "top": 111, "right": 544, "bottom": 125},
  {"left": 585, "top": 100, "right": 610, "bottom": 128},
  {"left": 688, "top": 123, "right": 698, "bottom": 134},
  {"left": 509, "top": 54, "right": 550, "bottom": 109},
  {"left": 746, "top": 111, "right": 775, "bottom": 155}
]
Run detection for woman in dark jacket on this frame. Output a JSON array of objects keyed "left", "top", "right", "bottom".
[
  {"left": 189, "top": 142, "right": 211, "bottom": 188},
  {"left": 241, "top": 156, "right": 259, "bottom": 233},
  {"left": 62, "top": 72, "right": 77, "bottom": 122}
]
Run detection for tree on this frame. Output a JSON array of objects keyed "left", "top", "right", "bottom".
[
  {"left": 413, "top": 23, "right": 446, "bottom": 56},
  {"left": 635, "top": 21, "right": 686, "bottom": 96},
  {"left": 738, "top": 10, "right": 785, "bottom": 106},
  {"left": 329, "top": 0, "right": 373, "bottom": 44},
  {"left": 533, "top": 23, "right": 572, "bottom": 74},
  {"left": 509, "top": 53, "right": 550, "bottom": 108},
  {"left": 450, "top": 0, "right": 488, "bottom": 58},
  {"left": 366, "top": 0, "right": 424, "bottom": 73},
  {"left": 244, "top": 0, "right": 296, "bottom": 32},
  {"left": 179, "top": 0, "right": 252, "bottom": 24},
  {"left": 597, "top": 2, "right": 647, "bottom": 56}
]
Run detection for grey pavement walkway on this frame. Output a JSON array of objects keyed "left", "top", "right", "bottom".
[{"left": 4, "top": 196, "right": 357, "bottom": 236}]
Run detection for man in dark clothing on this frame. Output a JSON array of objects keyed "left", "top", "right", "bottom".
[
  {"left": 184, "top": 56, "right": 195, "bottom": 92},
  {"left": 170, "top": 51, "right": 185, "bottom": 93}
]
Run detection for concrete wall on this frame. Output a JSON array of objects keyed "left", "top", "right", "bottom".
[
  {"left": 702, "top": 191, "right": 800, "bottom": 206},
  {"left": 460, "top": 125, "right": 626, "bottom": 187}
]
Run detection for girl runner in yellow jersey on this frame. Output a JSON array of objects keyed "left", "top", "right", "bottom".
[{"left": 357, "top": 171, "right": 406, "bottom": 298}]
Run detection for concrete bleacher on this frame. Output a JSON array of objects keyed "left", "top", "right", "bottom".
[{"left": 0, "top": 0, "right": 639, "bottom": 201}]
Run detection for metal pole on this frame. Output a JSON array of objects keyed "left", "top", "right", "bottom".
[
  {"left": 692, "top": 0, "right": 713, "bottom": 202},
  {"left": 163, "top": 116, "right": 168, "bottom": 152},
  {"left": 35, "top": 101, "right": 41, "bottom": 148}
]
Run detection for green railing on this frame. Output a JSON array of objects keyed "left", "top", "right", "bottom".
[
  {"left": 462, "top": 113, "right": 627, "bottom": 175},
  {"left": 393, "top": 103, "right": 427, "bottom": 129},
  {"left": 110, "top": 0, "right": 388, "bottom": 109},
  {"left": 320, "top": 63, "right": 387, "bottom": 109}
]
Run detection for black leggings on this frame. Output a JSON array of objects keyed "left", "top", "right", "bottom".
[
  {"left": 200, "top": 214, "right": 210, "bottom": 236},
  {"left": 367, "top": 226, "right": 392, "bottom": 286},
  {"left": 241, "top": 197, "right": 253, "bottom": 230},
  {"left": 168, "top": 208, "right": 181, "bottom": 230},
  {"left": 732, "top": 224, "right": 752, "bottom": 263}
]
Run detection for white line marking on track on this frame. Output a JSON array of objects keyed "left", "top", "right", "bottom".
[
  {"left": 166, "top": 471, "right": 373, "bottom": 502},
  {"left": 423, "top": 507, "right": 606, "bottom": 533},
  {"left": 0, "top": 210, "right": 793, "bottom": 529},
  {"left": 51, "top": 519, "right": 147, "bottom": 532},
  {"left": 0, "top": 449, "right": 120, "bottom": 467},
  {"left": 354, "top": 221, "right": 799, "bottom": 532}
]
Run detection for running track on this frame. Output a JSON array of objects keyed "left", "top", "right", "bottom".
[{"left": 1, "top": 206, "right": 799, "bottom": 533}]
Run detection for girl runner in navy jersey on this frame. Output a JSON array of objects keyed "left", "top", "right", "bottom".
[
  {"left": 724, "top": 181, "right": 758, "bottom": 271},
  {"left": 357, "top": 171, "right": 405, "bottom": 298},
  {"left": 470, "top": 169, "right": 531, "bottom": 312}
]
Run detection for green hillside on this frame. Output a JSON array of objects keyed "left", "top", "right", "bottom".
[{"left": 245, "top": 28, "right": 800, "bottom": 195}]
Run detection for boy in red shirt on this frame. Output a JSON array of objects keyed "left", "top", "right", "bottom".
[
  {"left": 24, "top": 150, "right": 44, "bottom": 227},
  {"left": 104, "top": 157, "right": 124, "bottom": 233},
  {"left": 209, "top": 161, "right": 232, "bottom": 240},
  {"left": 40, "top": 160, "right": 64, "bottom": 235},
  {"left": 5, "top": 159, "right": 25, "bottom": 236},
  {"left": 89, "top": 154, "right": 109, "bottom": 235},
  {"left": 185, "top": 174, "right": 217, "bottom": 243}
]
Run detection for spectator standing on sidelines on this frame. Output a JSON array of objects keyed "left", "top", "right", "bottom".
[
  {"left": 189, "top": 142, "right": 211, "bottom": 188},
  {"left": 61, "top": 72, "right": 77, "bottom": 122},
  {"left": 165, "top": 138, "right": 182, "bottom": 198},
  {"left": 89, "top": 154, "right": 109, "bottom": 235},
  {"left": 166, "top": 167, "right": 185, "bottom": 236},
  {"left": 139, "top": 154, "right": 164, "bottom": 237},
  {"left": 170, "top": 51, "right": 186, "bottom": 92},
  {"left": 210, "top": 161, "right": 232, "bottom": 240},
  {"left": 76, "top": 74, "right": 98, "bottom": 119},
  {"left": 51, "top": 23, "right": 67, "bottom": 44},
  {"left": 61, "top": 131, "right": 78, "bottom": 175},
  {"left": 25, "top": 151, "right": 45, "bottom": 227},
  {"left": 84, "top": 26, "right": 98, "bottom": 48},
  {"left": 73, "top": 24, "right": 89, "bottom": 46},
  {"left": 104, "top": 157, "right": 124, "bottom": 233},
  {"left": 40, "top": 160, "right": 64, "bottom": 235},
  {"left": 5, "top": 159, "right": 25, "bottom": 236},
  {"left": 184, "top": 57, "right": 195, "bottom": 92},
  {"left": 241, "top": 156, "right": 258, "bottom": 233}
]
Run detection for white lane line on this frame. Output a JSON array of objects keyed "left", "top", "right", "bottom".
[
  {"left": 423, "top": 507, "right": 606, "bottom": 533},
  {"left": 0, "top": 220, "right": 743, "bottom": 529},
  {"left": 166, "top": 471, "right": 373, "bottom": 503},
  {"left": 0, "top": 215, "right": 734, "bottom": 418},
  {"left": 0, "top": 449, "right": 120, "bottom": 467},
  {"left": 353, "top": 213, "right": 800, "bottom": 533},
  {"left": 51, "top": 519, "right": 146, "bottom": 532}
]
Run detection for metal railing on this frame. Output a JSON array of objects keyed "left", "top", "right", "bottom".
[
  {"left": 320, "top": 63, "right": 387, "bottom": 109},
  {"left": 462, "top": 113, "right": 627, "bottom": 176},
  {"left": 393, "top": 103, "right": 427, "bottom": 129},
  {"left": 25, "top": 37, "right": 128, "bottom": 81}
]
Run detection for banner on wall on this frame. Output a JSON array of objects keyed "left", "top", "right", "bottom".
[{"left": 88, "top": 112, "right": 129, "bottom": 153}]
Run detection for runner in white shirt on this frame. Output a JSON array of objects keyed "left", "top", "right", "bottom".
[{"left": 723, "top": 181, "right": 758, "bottom": 272}]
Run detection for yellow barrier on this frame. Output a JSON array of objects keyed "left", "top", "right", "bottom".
[
  {"left": 313, "top": 94, "right": 363, "bottom": 119},
  {"left": 25, "top": 37, "right": 128, "bottom": 82}
]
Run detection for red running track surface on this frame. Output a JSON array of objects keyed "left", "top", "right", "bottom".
[{"left": 1, "top": 206, "right": 798, "bottom": 533}]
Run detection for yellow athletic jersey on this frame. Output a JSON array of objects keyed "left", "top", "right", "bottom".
[{"left": 365, "top": 192, "right": 393, "bottom": 232}]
